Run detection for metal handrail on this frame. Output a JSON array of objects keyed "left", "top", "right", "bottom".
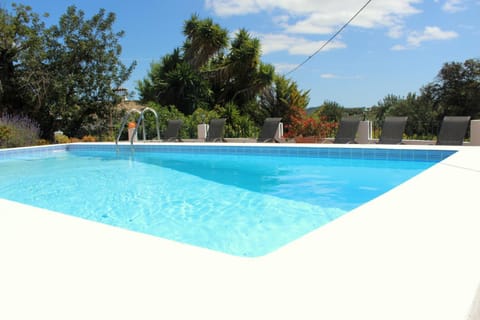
[
  {"left": 130, "top": 107, "right": 160, "bottom": 144},
  {"left": 115, "top": 108, "right": 142, "bottom": 145}
]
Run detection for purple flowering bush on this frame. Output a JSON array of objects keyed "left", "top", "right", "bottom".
[{"left": 0, "top": 114, "right": 41, "bottom": 148}]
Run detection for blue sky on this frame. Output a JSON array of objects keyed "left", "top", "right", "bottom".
[{"left": 3, "top": 0, "right": 479, "bottom": 108}]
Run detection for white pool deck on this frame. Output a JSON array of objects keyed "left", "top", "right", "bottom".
[{"left": 1, "top": 143, "right": 480, "bottom": 320}]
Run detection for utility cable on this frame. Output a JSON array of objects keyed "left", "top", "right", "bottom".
[{"left": 285, "top": 0, "right": 374, "bottom": 76}]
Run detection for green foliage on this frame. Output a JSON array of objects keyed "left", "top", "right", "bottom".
[
  {"left": 369, "top": 58, "right": 480, "bottom": 139},
  {"left": 0, "top": 113, "right": 41, "bottom": 147},
  {"left": 315, "top": 101, "right": 344, "bottom": 122},
  {"left": 186, "top": 107, "right": 221, "bottom": 138},
  {"left": 138, "top": 15, "right": 277, "bottom": 133},
  {"left": 143, "top": 103, "right": 188, "bottom": 139},
  {"left": 138, "top": 14, "right": 229, "bottom": 115},
  {"left": 45, "top": 6, "right": 135, "bottom": 138},
  {"left": 54, "top": 132, "right": 70, "bottom": 144},
  {"left": 138, "top": 50, "right": 212, "bottom": 115},
  {"left": 137, "top": 50, "right": 179, "bottom": 104},
  {"left": 0, "top": 4, "right": 135, "bottom": 140},
  {"left": 0, "top": 125, "right": 12, "bottom": 146},
  {"left": 183, "top": 14, "right": 228, "bottom": 70},
  {"left": 256, "top": 74, "right": 310, "bottom": 128},
  {"left": 218, "top": 29, "right": 274, "bottom": 109},
  {"left": 214, "top": 102, "right": 257, "bottom": 138},
  {"left": 371, "top": 93, "right": 436, "bottom": 139},
  {"left": 426, "top": 58, "right": 480, "bottom": 120},
  {"left": 0, "top": 4, "right": 48, "bottom": 117}
]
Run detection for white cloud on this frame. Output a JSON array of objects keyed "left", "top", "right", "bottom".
[
  {"left": 320, "top": 73, "right": 362, "bottom": 79},
  {"left": 272, "top": 63, "right": 299, "bottom": 73},
  {"left": 387, "top": 25, "right": 405, "bottom": 39},
  {"left": 391, "top": 44, "right": 408, "bottom": 51},
  {"left": 258, "top": 33, "right": 346, "bottom": 55},
  {"left": 442, "top": 0, "right": 466, "bottom": 12},
  {"left": 320, "top": 73, "right": 338, "bottom": 79},
  {"left": 272, "top": 15, "right": 290, "bottom": 26},
  {"left": 407, "top": 26, "right": 458, "bottom": 46},
  {"left": 204, "top": 0, "right": 260, "bottom": 16},
  {"left": 206, "top": 0, "right": 422, "bottom": 35},
  {"left": 206, "top": 1, "right": 462, "bottom": 57},
  {"left": 391, "top": 26, "right": 458, "bottom": 50}
]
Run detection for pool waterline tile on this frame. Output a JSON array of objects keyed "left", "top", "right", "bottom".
[
  {"left": 1, "top": 143, "right": 457, "bottom": 163},
  {"left": 62, "top": 143, "right": 456, "bottom": 162}
]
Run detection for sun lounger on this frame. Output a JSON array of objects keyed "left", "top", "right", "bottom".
[
  {"left": 436, "top": 116, "right": 470, "bottom": 145},
  {"left": 257, "top": 117, "right": 282, "bottom": 142},
  {"left": 162, "top": 120, "right": 183, "bottom": 142},
  {"left": 333, "top": 118, "right": 360, "bottom": 144},
  {"left": 378, "top": 116, "right": 408, "bottom": 144},
  {"left": 205, "top": 118, "right": 226, "bottom": 142}
]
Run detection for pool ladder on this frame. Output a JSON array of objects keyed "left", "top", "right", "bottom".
[{"left": 115, "top": 107, "right": 160, "bottom": 149}]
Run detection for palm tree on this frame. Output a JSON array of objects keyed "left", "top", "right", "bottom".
[
  {"left": 140, "top": 16, "right": 275, "bottom": 120},
  {"left": 182, "top": 14, "right": 228, "bottom": 70},
  {"left": 212, "top": 29, "right": 275, "bottom": 109}
]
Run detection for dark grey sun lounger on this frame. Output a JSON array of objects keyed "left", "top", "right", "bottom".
[
  {"left": 162, "top": 119, "right": 183, "bottom": 141},
  {"left": 257, "top": 117, "right": 282, "bottom": 142},
  {"left": 436, "top": 116, "right": 471, "bottom": 145},
  {"left": 378, "top": 116, "right": 408, "bottom": 144},
  {"left": 333, "top": 118, "right": 360, "bottom": 144},
  {"left": 205, "top": 118, "right": 226, "bottom": 142}
]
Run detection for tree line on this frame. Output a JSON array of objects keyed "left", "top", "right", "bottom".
[
  {"left": 136, "top": 14, "right": 309, "bottom": 139},
  {"left": 1, "top": 3, "right": 479, "bottom": 142},
  {"left": 1, "top": 4, "right": 134, "bottom": 140}
]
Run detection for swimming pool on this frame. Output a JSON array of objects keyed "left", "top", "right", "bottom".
[{"left": 0, "top": 143, "right": 455, "bottom": 257}]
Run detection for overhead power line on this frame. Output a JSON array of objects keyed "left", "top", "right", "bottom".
[{"left": 285, "top": 0, "right": 374, "bottom": 76}]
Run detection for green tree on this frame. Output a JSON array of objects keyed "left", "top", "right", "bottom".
[
  {"left": 182, "top": 14, "right": 228, "bottom": 70},
  {"left": 413, "top": 90, "right": 437, "bottom": 137},
  {"left": 371, "top": 94, "right": 399, "bottom": 122},
  {"left": 138, "top": 14, "right": 226, "bottom": 115},
  {"left": 45, "top": 6, "right": 135, "bottom": 137},
  {"left": 137, "top": 49, "right": 182, "bottom": 105},
  {"left": 315, "top": 100, "right": 344, "bottom": 122},
  {"left": 371, "top": 93, "right": 435, "bottom": 138},
  {"left": 138, "top": 50, "right": 213, "bottom": 115},
  {"left": 1, "top": 4, "right": 135, "bottom": 139},
  {"left": 138, "top": 16, "right": 276, "bottom": 119},
  {"left": 0, "top": 4, "right": 48, "bottom": 117},
  {"left": 215, "top": 29, "right": 275, "bottom": 110},
  {"left": 255, "top": 74, "right": 309, "bottom": 127},
  {"left": 426, "top": 58, "right": 480, "bottom": 120}
]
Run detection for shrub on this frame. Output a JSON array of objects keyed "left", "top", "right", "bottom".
[
  {"left": 37, "top": 139, "right": 50, "bottom": 145},
  {"left": 54, "top": 132, "right": 70, "bottom": 144},
  {"left": 186, "top": 107, "right": 221, "bottom": 138},
  {"left": 81, "top": 135, "right": 96, "bottom": 142},
  {"left": 214, "top": 103, "right": 258, "bottom": 138},
  {"left": 0, "top": 114, "right": 41, "bottom": 148},
  {"left": 0, "top": 125, "right": 12, "bottom": 146},
  {"left": 283, "top": 106, "right": 338, "bottom": 139}
]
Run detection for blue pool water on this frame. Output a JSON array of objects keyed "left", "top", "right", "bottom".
[{"left": 0, "top": 145, "right": 454, "bottom": 257}]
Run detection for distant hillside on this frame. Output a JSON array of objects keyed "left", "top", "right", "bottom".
[
  {"left": 306, "top": 107, "right": 320, "bottom": 115},
  {"left": 306, "top": 106, "right": 366, "bottom": 116}
]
